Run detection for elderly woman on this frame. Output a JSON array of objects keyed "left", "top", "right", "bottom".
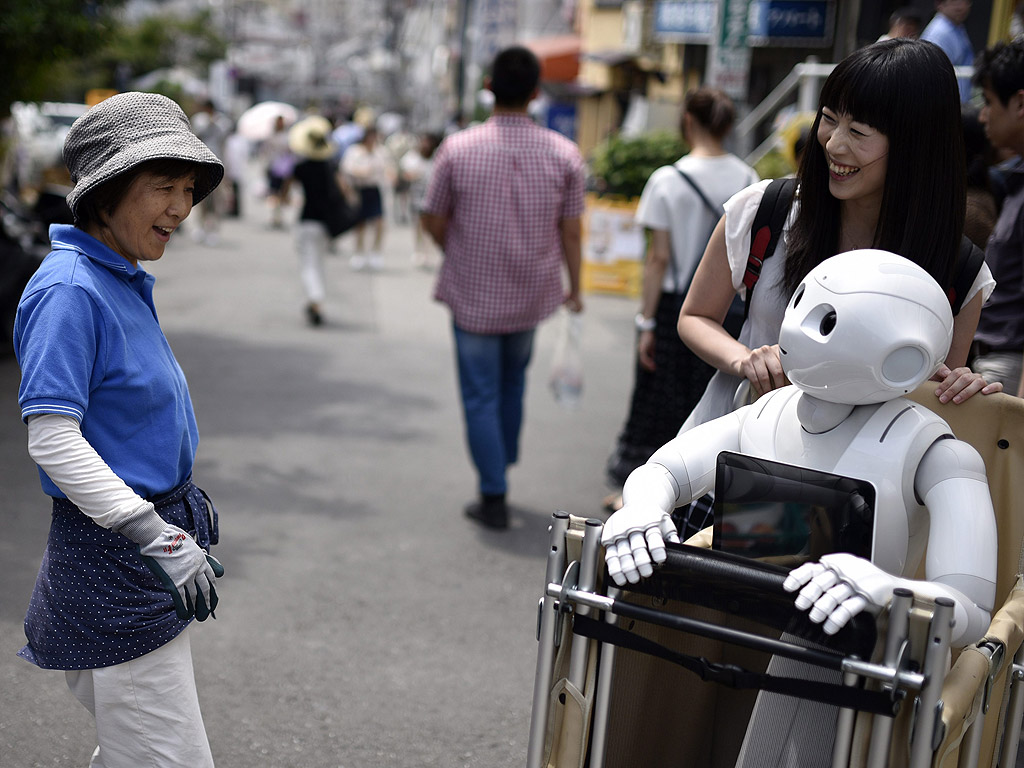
[{"left": 14, "top": 92, "right": 225, "bottom": 767}]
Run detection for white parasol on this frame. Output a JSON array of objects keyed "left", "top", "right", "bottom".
[{"left": 236, "top": 101, "right": 299, "bottom": 141}]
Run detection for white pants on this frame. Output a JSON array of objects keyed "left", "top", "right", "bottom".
[
  {"left": 296, "top": 220, "right": 328, "bottom": 303},
  {"left": 65, "top": 628, "right": 214, "bottom": 768},
  {"left": 973, "top": 351, "right": 1023, "bottom": 395}
]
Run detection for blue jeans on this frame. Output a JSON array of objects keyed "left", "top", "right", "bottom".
[{"left": 453, "top": 325, "right": 536, "bottom": 496}]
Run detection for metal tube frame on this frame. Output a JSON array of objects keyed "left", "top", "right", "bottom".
[
  {"left": 997, "top": 648, "right": 1024, "bottom": 768},
  {"left": 908, "top": 598, "right": 956, "bottom": 768},
  {"left": 864, "top": 589, "right": 915, "bottom": 768},
  {"left": 526, "top": 511, "right": 571, "bottom": 768}
]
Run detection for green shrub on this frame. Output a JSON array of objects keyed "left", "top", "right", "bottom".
[
  {"left": 591, "top": 131, "right": 687, "bottom": 199},
  {"left": 754, "top": 148, "right": 796, "bottom": 181}
]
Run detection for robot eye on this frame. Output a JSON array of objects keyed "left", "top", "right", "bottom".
[
  {"left": 792, "top": 284, "right": 805, "bottom": 308},
  {"left": 820, "top": 310, "right": 837, "bottom": 336}
]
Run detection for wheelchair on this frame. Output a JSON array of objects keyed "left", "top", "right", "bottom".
[{"left": 527, "top": 386, "right": 1024, "bottom": 768}]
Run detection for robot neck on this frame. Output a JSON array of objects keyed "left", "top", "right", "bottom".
[{"left": 796, "top": 393, "right": 856, "bottom": 434}]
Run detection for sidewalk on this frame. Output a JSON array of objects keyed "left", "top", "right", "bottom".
[{"left": 0, "top": 196, "right": 639, "bottom": 767}]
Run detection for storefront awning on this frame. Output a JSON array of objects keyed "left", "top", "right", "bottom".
[{"left": 523, "top": 35, "right": 581, "bottom": 83}]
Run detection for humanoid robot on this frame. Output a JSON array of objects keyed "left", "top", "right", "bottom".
[{"left": 602, "top": 249, "right": 997, "bottom": 649}]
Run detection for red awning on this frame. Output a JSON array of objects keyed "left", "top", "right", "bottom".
[{"left": 523, "top": 35, "right": 581, "bottom": 83}]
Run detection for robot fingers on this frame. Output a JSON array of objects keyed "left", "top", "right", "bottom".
[
  {"left": 644, "top": 525, "right": 669, "bottom": 565},
  {"left": 661, "top": 515, "right": 680, "bottom": 546},
  {"left": 783, "top": 561, "right": 824, "bottom": 594},
  {"left": 793, "top": 568, "right": 840, "bottom": 611},
  {"left": 629, "top": 530, "right": 655, "bottom": 578},
  {"left": 823, "top": 595, "right": 869, "bottom": 635},
  {"left": 809, "top": 582, "right": 856, "bottom": 625},
  {"left": 611, "top": 538, "right": 641, "bottom": 585}
]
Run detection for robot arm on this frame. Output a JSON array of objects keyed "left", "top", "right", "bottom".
[
  {"left": 784, "top": 438, "right": 997, "bottom": 647},
  {"left": 602, "top": 409, "right": 744, "bottom": 586}
]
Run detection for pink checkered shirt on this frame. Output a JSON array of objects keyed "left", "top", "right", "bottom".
[{"left": 423, "top": 114, "right": 586, "bottom": 334}]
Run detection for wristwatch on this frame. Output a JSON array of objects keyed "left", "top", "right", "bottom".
[{"left": 634, "top": 313, "right": 656, "bottom": 332}]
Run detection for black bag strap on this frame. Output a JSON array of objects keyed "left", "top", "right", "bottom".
[
  {"left": 671, "top": 167, "right": 725, "bottom": 294},
  {"left": 573, "top": 614, "right": 898, "bottom": 716},
  {"left": 743, "top": 178, "right": 797, "bottom": 320},
  {"left": 949, "top": 237, "right": 984, "bottom": 316}
]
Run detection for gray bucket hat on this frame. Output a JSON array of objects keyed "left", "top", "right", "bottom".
[{"left": 63, "top": 91, "right": 224, "bottom": 220}]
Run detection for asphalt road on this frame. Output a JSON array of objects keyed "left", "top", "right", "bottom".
[{"left": 0, "top": 195, "right": 637, "bottom": 767}]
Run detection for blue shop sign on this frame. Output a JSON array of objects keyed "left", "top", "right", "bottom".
[
  {"left": 546, "top": 102, "right": 577, "bottom": 141},
  {"left": 654, "top": 0, "right": 834, "bottom": 46}
]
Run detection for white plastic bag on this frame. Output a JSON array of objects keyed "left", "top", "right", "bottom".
[{"left": 549, "top": 309, "right": 583, "bottom": 409}]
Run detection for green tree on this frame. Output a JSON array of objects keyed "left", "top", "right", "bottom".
[{"left": 0, "top": 0, "right": 122, "bottom": 116}]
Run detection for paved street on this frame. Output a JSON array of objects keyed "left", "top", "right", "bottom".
[{"left": 0, "top": 192, "right": 636, "bottom": 767}]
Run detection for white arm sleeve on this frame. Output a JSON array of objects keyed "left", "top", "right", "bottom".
[{"left": 26, "top": 413, "right": 154, "bottom": 530}]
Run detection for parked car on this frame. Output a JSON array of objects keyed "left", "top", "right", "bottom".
[{"left": 10, "top": 101, "right": 87, "bottom": 195}]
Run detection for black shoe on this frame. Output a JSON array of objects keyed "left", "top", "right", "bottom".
[
  {"left": 464, "top": 495, "right": 508, "bottom": 529},
  {"left": 305, "top": 304, "right": 323, "bottom": 326}
]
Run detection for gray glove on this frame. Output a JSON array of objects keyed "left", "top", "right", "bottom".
[{"left": 117, "top": 503, "right": 224, "bottom": 621}]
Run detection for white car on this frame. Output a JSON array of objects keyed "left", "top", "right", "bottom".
[{"left": 10, "top": 101, "right": 88, "bottom": 191}]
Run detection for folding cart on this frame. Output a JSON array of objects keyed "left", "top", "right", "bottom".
[{"left": 527, "top": 387, "right": 1024, "bottom": 768}]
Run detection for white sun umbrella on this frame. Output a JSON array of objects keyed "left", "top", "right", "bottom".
[{"left": 236, "top": 101, "right": 300, "bottom": 142}]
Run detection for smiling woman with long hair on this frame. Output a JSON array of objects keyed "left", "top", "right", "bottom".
[{"left": 677, "top": 38, "right": 1000, "bottom": 440}]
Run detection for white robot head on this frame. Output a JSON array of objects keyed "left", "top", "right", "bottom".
[{"left": 778, "top": 250, "right": 953, "bottom": 405}]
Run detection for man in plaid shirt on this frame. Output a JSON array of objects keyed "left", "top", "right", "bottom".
[{"left": 421, "top": 45, "right": 585, "bottom": 529}]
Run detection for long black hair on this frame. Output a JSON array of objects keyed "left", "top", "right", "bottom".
[{"left": 785, "top": 38, "right": 965, "bottom": 297}]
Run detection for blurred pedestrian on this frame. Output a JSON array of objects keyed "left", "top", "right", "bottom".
[
  {"left": 970, "top": 40, "right": 1024, "bottom": 393},
  {"left": 921, "top": 0, "right": 975, "bottom": 101},
  {"left": 401, "top": 131, "right": 443, "bottom": 268},
  {"left": 13, "top": 92, "right": 225, "bottom": 767},
  {"left": 385, "top": 123, "right": 418, "bottom": 224},
  {"left": 605, "top": 87, "right": 758, "bottom": 495},
  {"left": 222, "top": 125, "right": 250, "bottom": 218},
  {"left": 342, "top": 126, "right": 395, "bottom": 271},
  {"left": 961, "top": 106, "right": 999, "bottom": 249},
  {"left": 289, "top": 114, "right": 357, "bottom": 326},
  {"left": 262, "top": 114, "right": 295, "bottom": 228},
  {"left": 878, "top": 6, "right": 922, "bottom": 40},
  {"left": 189, "top": 100, "right": 232, "bottom": 244},
  {"left": 421, "top": 45, "right": 586, "bottom": 529}
]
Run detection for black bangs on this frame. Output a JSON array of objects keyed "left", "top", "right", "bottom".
[
  {"left": 817, "top": 38, "right": 957, "bottom": 139},
  {"left": 818, "top": 44, "right": 902, "bottom": 134}
]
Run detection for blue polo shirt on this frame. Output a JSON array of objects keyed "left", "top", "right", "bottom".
[{"left": 14, "top": 224, "right": 198, "bottom": 500}]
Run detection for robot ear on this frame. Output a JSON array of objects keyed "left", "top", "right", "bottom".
[{"left": 881, "top": 346, "right": 928, "bottom": 387}]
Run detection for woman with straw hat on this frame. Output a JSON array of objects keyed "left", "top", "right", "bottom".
[
  {"left": 289, "top": 114, "right": 359, "bottom": 325},
  {"left": 13, "top": 91, "right": 226, "bottom": 767}
]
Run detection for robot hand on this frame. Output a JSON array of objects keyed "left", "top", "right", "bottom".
[
  {"left": 602, "top": 506, "right": 680, "bottom": 586},
  {"left": 783, "top": 553, "right": 897, "bottom": 635}
]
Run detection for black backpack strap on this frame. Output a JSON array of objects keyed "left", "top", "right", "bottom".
[
  {"left": 674, "top": 167, "right": 723, "bottom": 220},
  {"left": 671, "top": 167, "right": 725, "bottom": 293},
  {"left": 949, "top": 237, "right": 985, "bottom": 316},
  {"left": 743, "top": 178, "right": 797, "bottom": 319}
]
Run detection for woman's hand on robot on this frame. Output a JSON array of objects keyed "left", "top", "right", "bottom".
[
  {"left": 932, "top": 365, "right": 1002, "bottom": 404},
  {"left": 601, "top": 507, "right": 680, "bottom": 586},
  {"left": 783, "top": 553, "right": 896, "bottom": 634},
  {"left": 739, "top": 344, "right": 789, "bottom": 398}
]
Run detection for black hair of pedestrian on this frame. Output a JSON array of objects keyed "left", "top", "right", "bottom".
[
  {"left": 962, "top": 106, "right": 997, "bottom": 192},
  {"left": 973, "top": 39, "right": 1024, "bottom": 104},
  {"left": 681, "top": 87, "right": 735, "bottom": 140},
  {"left": 422, "top": 132, "right": 444, "bottom": 158},
  {"left": 489, "top": 46, "right": 541, "bottom": 108},
  {"left": 889, "top": 6, "right": 922, "bottom": 29},
  {"left": 75, "top": 158, "right": 206, "bottom": 232},
  {"left": 785, "top": 38, "right": 965, "bottom": 297}
]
